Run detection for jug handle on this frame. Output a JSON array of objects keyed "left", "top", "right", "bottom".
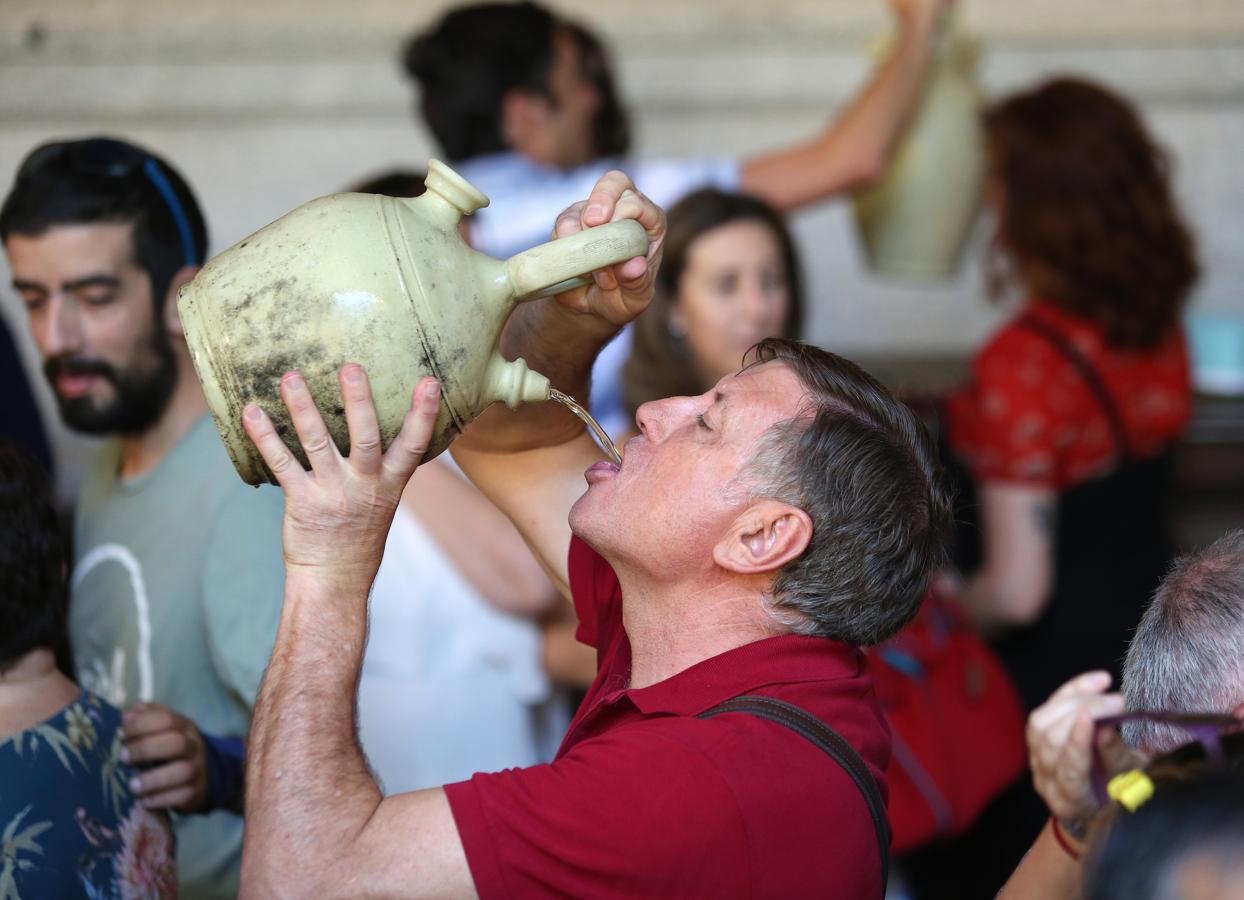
[{"left": 505, "top": 219, "right": 649, "bottom": 301}]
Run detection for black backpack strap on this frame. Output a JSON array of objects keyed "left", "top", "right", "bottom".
[
  {"left": 698, "top": 695, "right": 891, "bottom": 893},
  {"left": 1015, "top": 312, "right": 1133, "bottom": 458}
]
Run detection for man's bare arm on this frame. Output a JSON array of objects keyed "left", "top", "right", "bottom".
[
  {"left": 996, "top": 820, "right": 1085, "bottom": 900},
  {"left": 997, "top": 672, "right": 1141, "bottom": 900},
  {"left": 453, "top": 172, "right": 665, "bottom": 594},
  {"left": 740, "top": 0, "right": 949, "bottom": 209},
  {"left": 240, "top": 369, "right": 475, "bottom": 897},
  {"left": 240, "top": 175, "right": 663, "bottom": 894}
]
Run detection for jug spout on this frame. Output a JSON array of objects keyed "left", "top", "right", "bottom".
[
  {"left": 484, "top": 351, "right": 551, "bottom": 409},
  {"left": 421, "top": 159, "right": 489, "bottom": 229}
]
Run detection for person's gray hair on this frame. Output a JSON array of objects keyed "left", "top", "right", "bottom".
[
  {"left": 738, "top": 339, "right": 952, "bottom": 647},
  {"left": 1122, "top": 529, "right": 1244, "bottom": 752}
]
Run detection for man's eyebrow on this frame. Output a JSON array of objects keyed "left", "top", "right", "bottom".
[
  {"left": 12, "top": 274, "right": 122, "bottom": 293},
  {"left": 62, "top": 274, "right": 121, "bottom": 292}
]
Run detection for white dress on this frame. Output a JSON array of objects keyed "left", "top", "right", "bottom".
[{"left": 357, "top": 503, "right": 565, "bottom": 793}]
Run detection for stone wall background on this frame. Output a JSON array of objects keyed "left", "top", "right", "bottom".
[{"left": 3, "top": 0, "right": 1242, "bottom": 495}]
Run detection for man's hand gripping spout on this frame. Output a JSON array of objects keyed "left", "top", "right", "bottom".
[{"left": 546, "top": 169, "right": 665, "bottom": 330}]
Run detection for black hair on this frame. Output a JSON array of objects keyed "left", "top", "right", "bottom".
[
  {"left": 563, "top": 20, "right": 630, "bottom": 158},
  {"left": 403, "top": 3, "right": 560, "bottom": 161},
  {"left": 403, "top": 2, "right": 630, "bottom": 161},
  {"left": 1088, "top": 766, "right": 1244, "bottom": 899},
  {"left": 0, "top": 440, "right": 70, "bottom": 671},
  {"left": 0, "top": 136, "right": 209, "bottom": 311}
]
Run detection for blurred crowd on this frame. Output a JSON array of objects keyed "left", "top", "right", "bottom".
[{"left": 1, "top": 2, "right": 1240, "bottom": 898}]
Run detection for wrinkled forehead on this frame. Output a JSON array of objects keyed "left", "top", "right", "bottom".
[{"left": 718, "top": 361, "right": 809, "bottom": 430}]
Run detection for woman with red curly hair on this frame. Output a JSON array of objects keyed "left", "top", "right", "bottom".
[{"left": 947, "top": 78, "right": 1199, "bottom": 711}]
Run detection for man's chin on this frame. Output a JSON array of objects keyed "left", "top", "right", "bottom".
[
  {"left": 56, "top": 396, "right": 122, "bottom": 435},
  {"left": 567, "top": 489, "right": 612, "bottom": 545},
  {"left": 56, "top": 395, "right": 161, "bottom": 437},
  {"left": 567, "top": 492, "right": 590, "bottom": 535}
]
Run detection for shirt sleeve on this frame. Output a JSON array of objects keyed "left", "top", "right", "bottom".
[
  {"left": 947, "top": 328, "right": 1069, "bottom": 487},
  {"left": 201, "top": 484, "right": 286, "bottom": 710},
  {"left": 443, "top": 728, "right": 748, "bottom": 899},
  {"left": 630, "top": 157, "right": 743, "bottom": 210}
]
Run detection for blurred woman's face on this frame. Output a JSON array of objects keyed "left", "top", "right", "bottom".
[{"left": 674, "top": 220, "right": 791, "bottom": 385}]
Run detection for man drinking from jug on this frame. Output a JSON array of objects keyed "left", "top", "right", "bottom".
[{"left": 239, "top": 171, "right": 951, "bottom": 898}]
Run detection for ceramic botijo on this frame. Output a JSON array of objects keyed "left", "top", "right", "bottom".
[
  {"left": 852, "top": 11, "right": 985, "bottom": 278},
  {"left": 178, "top": 159, "right": 648, "bottom": 485}
]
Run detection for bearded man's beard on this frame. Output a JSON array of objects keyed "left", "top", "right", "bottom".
[{"left": 44, "top": 328, "right": 179, "bottom": 436}]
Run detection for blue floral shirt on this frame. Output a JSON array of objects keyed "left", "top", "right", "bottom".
[{"left": 0, "top": 689, "right": 176, "bottom": 898}]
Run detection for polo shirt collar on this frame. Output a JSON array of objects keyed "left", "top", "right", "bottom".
[{"left": 621, "top": 633, "right": 865, "bottom": 717}]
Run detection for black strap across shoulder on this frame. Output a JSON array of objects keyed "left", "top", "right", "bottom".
[
  {"left": 697, "top": 695, "right": 891, "bottom": 893},
  {"left": 1015, "top": 312, "right": 1133, "bottom": 458}
]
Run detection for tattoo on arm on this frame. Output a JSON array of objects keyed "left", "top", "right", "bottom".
[{"left": 1032, "top": 501, "right": 1057, "bottom": 538}]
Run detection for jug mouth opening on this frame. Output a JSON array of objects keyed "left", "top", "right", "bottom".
[{"left": 424, "top": 159, "right": 488, "bottom": 217}]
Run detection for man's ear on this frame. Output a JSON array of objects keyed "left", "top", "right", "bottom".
[
  {"left": 713, "top": 500, "right": 812, "bottom": 576},
  {"left": 1230, "top": 701, "right": 1244, "bottom": 723},
  {"left": 163, "top": 265, "right": 200, "bottom": 337}
]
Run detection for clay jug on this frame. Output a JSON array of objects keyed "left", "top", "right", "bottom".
[
  {"left": 178, "top": 159, "right": 648, "bottom": 485},
  {"left": 852, "top": 12, "right": 985, "bottom": 278}
]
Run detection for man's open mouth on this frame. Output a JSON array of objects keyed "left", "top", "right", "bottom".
[{"left": 584, "top": 460, "right": 621, "bottom": 484}]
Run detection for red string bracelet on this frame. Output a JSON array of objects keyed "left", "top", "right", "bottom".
[{"left": 1050, "top": 817, "right": 1082, "bottom": 861}]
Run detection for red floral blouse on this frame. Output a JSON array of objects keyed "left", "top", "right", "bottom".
[{"left": 947, "top": 300, "right": 1191, "bottom": 490}]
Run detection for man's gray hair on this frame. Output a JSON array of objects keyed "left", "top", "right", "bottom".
[
  {"left": 739, "top": 339, "right": 952, "bottom": 647},
  {"left": 1122, "top": 529, "right": 1244, "bottom": 752}
]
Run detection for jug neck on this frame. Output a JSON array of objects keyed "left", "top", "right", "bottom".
[{"left": 421, "top": 158, "right": 489, "bottom": 228}]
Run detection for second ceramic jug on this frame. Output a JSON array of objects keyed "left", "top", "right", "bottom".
[
  {"left": 178, "top": 160, "right": 649, "bottom": 485},
  {"left": 852, "top": 12, "right": 985, "bottom": 278}
]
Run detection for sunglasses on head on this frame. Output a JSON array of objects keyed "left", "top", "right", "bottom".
[
  {"left": 17, "top": 137, "right": 198, "bottom": 269},
  {"left": 1090, "top": 710, "right": 1243, "bottom": 808}
]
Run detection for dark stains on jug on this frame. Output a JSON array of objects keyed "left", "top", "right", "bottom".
[{"left": 234, "top": 339, "right": 333, "bottom": 470}]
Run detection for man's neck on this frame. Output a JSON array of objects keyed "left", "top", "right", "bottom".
[
  {"left": 616, "top": 568, "right": 779, "bottom": 690},
  {"left": 118, "top": 358, "right": 208, "bottom": 480}
]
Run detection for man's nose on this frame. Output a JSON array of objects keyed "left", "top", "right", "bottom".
[
  {"left": 42, "top": 294, "right": 83, "bottom": 356},
  {"left": 635, "top": 395, "right": 699, "bottom": 442}
]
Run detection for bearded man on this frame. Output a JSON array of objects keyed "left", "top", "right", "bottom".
[{"left": 2, "top": 137, "right": 286, "bottom": 899}]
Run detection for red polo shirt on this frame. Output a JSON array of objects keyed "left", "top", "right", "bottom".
[{"left": 444, "top": 537, "right": 891, "bottom": 898}]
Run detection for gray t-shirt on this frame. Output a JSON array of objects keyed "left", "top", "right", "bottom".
[{"left": 71, "top": 414, "right": 285, "bottom": 900}]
